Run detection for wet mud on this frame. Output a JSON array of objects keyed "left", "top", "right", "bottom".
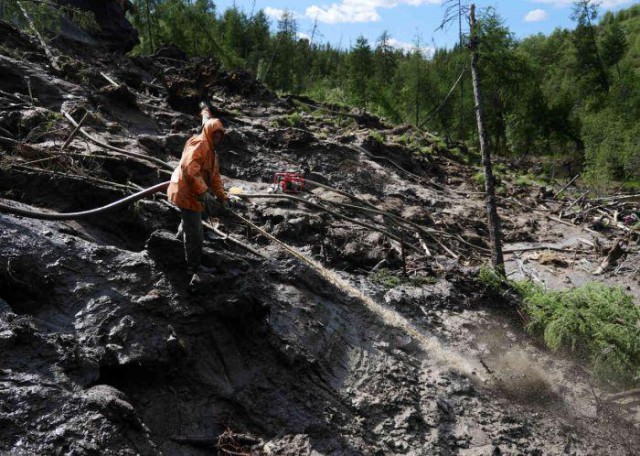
[{"left": 1, "top": 20, "right": 639, "bottom": 455}]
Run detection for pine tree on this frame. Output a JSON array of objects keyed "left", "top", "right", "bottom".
[
  {"left": 349, "top": 35, "right": 372, "bottom": 108},
  {"left": 571, "top": 0, "right": 609, "bottom": 93},
  {"left": 600, "top": 19, "right": 628, "bottom": 79}
]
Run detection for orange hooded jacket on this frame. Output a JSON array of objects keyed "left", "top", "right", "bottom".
[{"left": 167, "top": 118, "right": 227, "bottom": 212}]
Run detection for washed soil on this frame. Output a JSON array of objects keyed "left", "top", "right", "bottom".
[{"left": 1, "top": 19, "right": 639, "bottom": 455}]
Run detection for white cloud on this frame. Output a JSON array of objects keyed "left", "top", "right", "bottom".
[
  {"left": 264, "top": 7, "right": 299, "bottom": 20},
  {"left": 524, "top": 9, "right": 548, "bottom": 22},
  {"left": 306, "top": 4, "right": 379, "bottom": 23},
  {"left": 600, "top": 0, "right": 633, "bottom": 7},
  {"left": 532, "top": 0, "right": 632, "bottom": 8},
  {"left": 532, "top": 0, "right": 578, "bottom": 5},
  {"left": 388, "top": 38, "right": 434, "bottom": 56},
  {"left": 305, "top": 0, "right": 443, "bottom": 24},
  {"left": 297, "top": 32, "right": 312, "bottom": 41},
  {"left": 264, "top": 7, "right": 284, "bottom": 18}
]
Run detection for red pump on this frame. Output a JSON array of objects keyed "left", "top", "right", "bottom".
[{"left": 273, "top": 172, "right": 304, "bottom": 194}]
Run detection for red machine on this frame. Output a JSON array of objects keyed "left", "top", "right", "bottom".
[{"left": 273, "top": 172, "right": 304, "bottom": 194}]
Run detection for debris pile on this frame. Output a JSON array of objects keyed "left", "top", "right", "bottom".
[{"left": 1, "top": 15, "right": 639, "bottom": 456}]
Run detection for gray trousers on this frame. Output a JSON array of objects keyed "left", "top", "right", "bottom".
[{"left": 178, "top": 209, "right": 203, "bottom": 274}]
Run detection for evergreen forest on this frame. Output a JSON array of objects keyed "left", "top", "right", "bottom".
[{"left": 4, "top": 0, "right": 640, "bottom": 189}]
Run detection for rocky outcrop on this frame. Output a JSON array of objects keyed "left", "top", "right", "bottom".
[{"left": 58, "top": 0, "right": 139, "bottom": 52}]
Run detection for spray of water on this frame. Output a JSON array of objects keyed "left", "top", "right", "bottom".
[{"left": 235, "top": 210, "right": 486, "bottom": 381}]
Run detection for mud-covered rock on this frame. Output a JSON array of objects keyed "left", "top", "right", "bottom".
[
  {"left": 97, "top": 83, "right": 137, "bottom": 107},
  {"left": 0, "top": 55, "right": 84, "bottom": 108},
  {"left": 138, "top": 132, "right": 190, "bottom": 158},
  {"left": 58, "top": 0, "right": 139, "bottom": 52}
]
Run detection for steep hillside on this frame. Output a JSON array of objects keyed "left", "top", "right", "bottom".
[{"left": 1, "top": 20, "right": 639, "bottom": 456}]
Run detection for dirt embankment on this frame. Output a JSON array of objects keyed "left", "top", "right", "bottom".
[{"left": 1, "top": 19, "right": 639, "bottom": 455}]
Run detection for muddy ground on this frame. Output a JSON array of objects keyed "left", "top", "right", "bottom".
[{"left": 1, "top": 21, "right": 640, "bottom": 455}]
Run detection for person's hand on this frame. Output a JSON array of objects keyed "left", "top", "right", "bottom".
[
  {"left": 199, "top": 101, "right": 213, "bottom": 123},
  {"left": 198, "top": 192, "right": 221, "bottom": 216},
  {"left": 224, "top": 195, "right": 244, "bottom": 211}
]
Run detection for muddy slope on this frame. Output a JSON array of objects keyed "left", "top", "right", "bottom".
[{"left": 1, "top": 22, "right": 639, "bottom": 455}]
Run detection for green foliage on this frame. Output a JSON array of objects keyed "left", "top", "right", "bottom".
[
  {"left": 349, "top": 36, "right": 373, "bottom": 108},
  {"left": 371, "top": 268, "right": 403, "bottom": 288},
  {"left": 26, "top": 0, "right": 634, "bottom": 189},
  {"left": 371, "top": 268, "right": 437, "bottom": 288},
  {"left": 283, "top": 112, "right": 303, "bottom": 128},
  {"left": 581, "top": 107, "right": 640, "bottom": 190},
  {"left": 1, "top": 0, "right": 98, "bottom": 38},
  {"left": 417, "top": 145, "right": 434, "bottom": 157},
  {"left": 478, "top": 266, "right": 506, "bottom": 291},
  {"left": 518, "top": 281, "right": 640, "bottom": 386},
  {"left": 473, "top": 171, "right": 485, "bottom": 187},
  {"left": 369, "top": 131, "right": 385, "bottom": 144},
  {"left": 600, "top": 19, "right": 628, "bottom": 76},
  {"left": 514, "top": 173, "right": 538, "bottom": 187},
  {"left": 397, "top": 134, "right": 410, "bottom": 145}
]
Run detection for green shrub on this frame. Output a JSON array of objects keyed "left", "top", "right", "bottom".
[
  {"left": 285, "top": 112, "right": 303, "bottom": 128},
  {"left": 369, "top": 131, "right": 385, "bottom": 144},
  {"left": 416, "top": 145, "right": 433, "bottom": 157},
  {"left": 371, "top": 268, "right": 402, "bottom": 288},
  {"left": 273, "top": 112, "right": 304, "bottom": 128},
  {"left": 514, "top": 173, "right": 541, "bottom": 187},
  {"left": 371, "top": 268, "right": 436, "bottom": 289},
  {"left": 479, "top": 266, "right": 506, "bottom": 291},
  {"left": 518, "top": 281, "right": 640, "bottom": 386}
]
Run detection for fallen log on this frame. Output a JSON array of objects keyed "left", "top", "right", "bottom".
[
  {"left": 503, "top": 245, "right": 592, "bottom": 254},
  {"left": 63, "top": 111, "right": 173, "bottom": 172},
  {"left": 241, "top": 193, "right": 424, "bottom": 255},
  {"left": 593, "top": 238, "right": 627, "bottom": 275},
  {"left": 606, "top": 388, "right": 640, "bottom": 402},
  {"left": 17, "top": 1, "right": 62, "bottom": 73},
  {"left": 553, "top": 174, "right": 580, "bottom": 198},
  {"left": 546, "top": 215, "right": 576, "bottom": 227},
  {"left": 560, "top": 191, "right": 589, "bottom": 217},
  {"left": 61, "top": 111, "right": 88, "bottom": 151}
]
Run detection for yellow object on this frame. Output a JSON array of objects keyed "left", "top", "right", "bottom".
[{"left": 229, "top": 187, "right": 245, "bottom": 195}]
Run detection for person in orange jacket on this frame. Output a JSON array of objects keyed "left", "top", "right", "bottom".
[{"left": 167, "top": 105, "right": 229, "bottom": 283}]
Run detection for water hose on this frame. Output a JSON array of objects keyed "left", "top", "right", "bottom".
[{"left": 0, "top": 181, "right": 170, "bottom": 220}]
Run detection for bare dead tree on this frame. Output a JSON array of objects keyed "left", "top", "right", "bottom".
[
  {"left": 438, "top": 2, "right": 504, "bottom": 272},
  {"left": 439, "top": 0, "right": 469, "bottom": 140},
  {"left": 469, "top": 3, "right": 504, "bottom": 273}
]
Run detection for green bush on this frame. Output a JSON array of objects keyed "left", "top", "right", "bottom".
[
  {"left": 371, "top": 268, "right": 436, "bottom": 289},
  {"left": 514, "top": 173, "right": 541, "bottom": 187},
  {"left": 369, "top": 131, "right": 385, "bottom": 144},
  {"left": 285, "top": 112, "right": 303, "bottom": 127},
  {"left": 371, "top": 268, "right": 402, "bottom": 288},
  {"left": 473, "top": 171, "right": 485, "bottom": 187},
  {"left": 479, "top": 266, "right": 506, "bottom": 291},
  {"left": 416, "top": 145, "right": 434, "bottom": 157},
  {"left": 273, "top": 112, "right": 304, "bottom": 128},
  {"left": 582, "top": 108, "right": 640, "bottom": 190},
  {"left": 517, "top": 281, "right": 640, "bottom": 386}
]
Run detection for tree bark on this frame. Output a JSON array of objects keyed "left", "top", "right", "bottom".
[{"left": 469, "top": 4, "right": 504, "bottom": 273}]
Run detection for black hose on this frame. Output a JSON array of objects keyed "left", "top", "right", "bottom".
[{"left": 0, "top": 181, "right": 170, "bottom": 220}]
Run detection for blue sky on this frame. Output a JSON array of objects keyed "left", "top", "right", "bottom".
[{"left": 215, "top": 1, "right": 637, "bottom": 53}]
